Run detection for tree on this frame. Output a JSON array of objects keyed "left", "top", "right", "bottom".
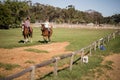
[
  {"left": 112, "top": 14, "right": 120, "bottom": 25},
  {"left": 103, "top": 14, "right": 120, "bottom": 25},
  {"left": 66, "top": 5, "right": 76, "bottom": 23},
  {"left": 0, "top": 3, "right": 12, "bottom": 29},
  {"left": 0, "top": 0, "right": 30, "bottom": 29},
  {"left": 85, "top": 9, "right": 103, "bottom": 24}
]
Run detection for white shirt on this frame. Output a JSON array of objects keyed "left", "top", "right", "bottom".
[{"left": 44, "top": 21, "right": 50, "bottom": 28}]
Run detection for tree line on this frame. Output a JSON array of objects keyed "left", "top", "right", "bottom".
[{"left": 0, "top": 0, "right": 120, "bottom": 29}]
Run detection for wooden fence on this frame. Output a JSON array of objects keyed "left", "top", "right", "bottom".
[{"left": 1, "top": 30, "right": 120, "bottom": 80}]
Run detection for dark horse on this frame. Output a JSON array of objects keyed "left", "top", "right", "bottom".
[
  {"left": 22, "top": 24, "right": 33, "bottom": 43},
  {"left": 41, "top": 24, "right": 53, "bottom": 43}
]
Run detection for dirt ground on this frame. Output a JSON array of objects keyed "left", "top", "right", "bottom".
[
  {"left": 97, "top": 54, "right": 120, "bottom": 80},
  {"left": 0, "top": 42, "right": 71, "bottom": 79},
  {"left": 0, "top": 42, "right": 120, "bottom": 80}
]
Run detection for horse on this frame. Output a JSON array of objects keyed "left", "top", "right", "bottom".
[
  {"left": 22, "top": 24, "right": 33, "bottom": 43},
  {"left": 41, "top": 24, "right": 53, "bottom": 43}
]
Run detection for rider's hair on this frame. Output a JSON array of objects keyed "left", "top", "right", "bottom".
[{"left": 26, "top": 17, "right": 29, "bottom": 20}]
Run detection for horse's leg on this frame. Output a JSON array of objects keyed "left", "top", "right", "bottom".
[
  {"left": 48, "top": 31, "right": 52, "bottom": 42},
  {"left": 26, "top": 36, "right": 28, "bottom": 42},
  {"left": 48, "top": 35, "right": 51, "bottom": 42},
  {"left": 24, "top": 37, "right": 28, "bottom": 43},
  {"left": 23, "top": 35, "right": 27, "bottom": 43},
  {"left": 24, "top": 35, "right": 29, "bottom": 43},
  {"left": 23, "top": 28, "right": 30, "bottom": 43},
  {"left": 26, "top": 34, "right": 28, "bottom": 42},
  {"left": 30, "top": 33, "right": 32, "bottom": 43},
  {"left": 43, "top": 36, "right": 48, "bottom": 43},
  {"left": 24, "top": 38, "right": 27, "bottom": 43},
  {"left": 29, "top": 29, "right": 33, "bottom": 43},
  {"left": 30, "top": 37, "right": 32, "bottom": 43}
]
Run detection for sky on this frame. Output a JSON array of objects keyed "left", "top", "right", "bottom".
[{"left": 29, "top": 0, "right": 120, "bottom": 17}]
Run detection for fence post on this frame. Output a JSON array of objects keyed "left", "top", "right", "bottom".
[
  {"left": 94, "top": 42, "right": 96, "bottom": 51},
  {"left": 54, "top": 57, "right": 60, "bottom": 76},
  {"left": 30, "top": 66, "right": 35, "bottom": 80},
  {"left": 89, "top": 45, "right": 92, "bottom": 56},
  {"left": 98, "top": 39, "right": 101, "bottom": 48},
  {"left": 70, "top": 52, "right": 75, "bottom": 71},
  {"left": 81, "top": 48, "right": 84, "bottom": 63},
  {"left": 103, "top": 38, "right": 105, "bottom": 45},
  {"left": 108, "top": 35, "right": 110, "bottom": 42},
  {"left": 113, "top": 32, "right": 115, "bottom": 39}
]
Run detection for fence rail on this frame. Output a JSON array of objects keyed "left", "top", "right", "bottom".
[{"left": 1, "top": 30, "right": 120, "bottom": 80}]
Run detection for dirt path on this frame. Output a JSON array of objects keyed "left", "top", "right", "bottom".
[
  {"left": 81, "top": 54, "right": 120, "bottom": 80},
  {"left": 0, "top": 42, "right": 120, "bottom": 80},
  {"left": 98, "top": 54, "right": 120, "bottom": 80},
  {"left": 0, "top": 42, "right": 72, "bottom": 79}
]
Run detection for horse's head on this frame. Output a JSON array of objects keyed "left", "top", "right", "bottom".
[
  {"left": 22, "top": 24, "right": 28, "bottom": 29},
  {"left": 41, "top": 24, "right": 45, "bottom": 31}
]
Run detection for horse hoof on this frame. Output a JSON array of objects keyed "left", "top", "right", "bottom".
[{"left": 48, "top": 42, "right": 51, "bottom": 43}]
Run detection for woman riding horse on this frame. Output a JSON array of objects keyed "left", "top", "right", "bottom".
[
  {"left": 22, "top": 17, "right": 33, "bottom": 43},
  {"left": 41, "top": 20, "right": 52, "bottom": 43}
]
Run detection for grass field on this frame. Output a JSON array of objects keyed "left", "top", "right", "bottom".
[
  {"left": 38, "top": 33, "right": 120, "bottom": 80},
  {"left": 0, "top": 27, "right": 120, "bottom": 79},
  {"left": 0, "top": 27, "right": 115, "bottom": 50}
]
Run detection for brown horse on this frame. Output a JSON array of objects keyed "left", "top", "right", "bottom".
[
  {"left": 41, "top": 24, "right": 53, "bottom": 43},
  {"left": 22, "top": 25, "right": 33, "bottom": 43}
]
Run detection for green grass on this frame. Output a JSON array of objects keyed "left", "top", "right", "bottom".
[
  {"left": 39, "top": 55, "right": 103, "bottom": 80},
  {"left": 0, "top": 28, "right": 115, "bottom": 49},
  {"left": 25, "top": 60, "right": 35, "bottom": 64},
  {"left": 0, "top": 27, "right": 119, "bottom": 80},
  {"left": 0, "top": 62, "right": 20, "bottom": 70},
  {"left": 105, "top": 61, "right": 113, "bottom": 66},
  {"left": 37, "top": 34, "right": 120, "bottom": 80},
  {"left": 0, "top": 28, "right": 43, "bottom": 48},
  {"left": 52, "top": 28, "right": 115, "bottom": 51},
  {"left": 94, "top": 36, "right": 120, "bottom": 56},
  {"left": 24, "top": 48, "right": 49, "bottom": 53}
]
